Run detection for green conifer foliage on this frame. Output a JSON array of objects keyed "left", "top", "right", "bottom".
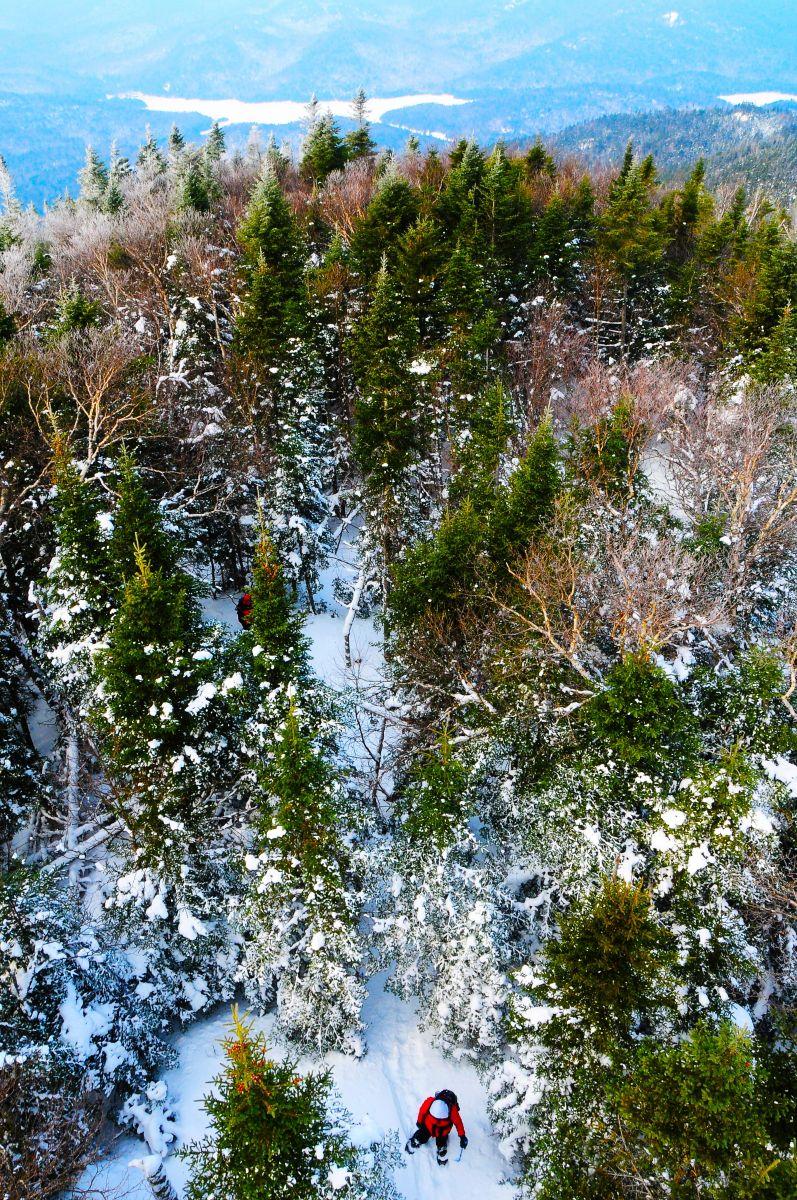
[
  {"left": 50, "top": 452, "right": 113, "bottom": 615},
  {"left": 480, "top": 142, "right": 534, "bottom": 283},
  {"left": 450, "top": 382, "right": 512, "bottom": 513},
  {"left": 168, "top": 124, "right": 185, "bottom": 157},
  {"left": 178, "top": 154, "right": 214, "bottom": 213},
  {"left": 300, "top": 113, "right": 347, "bottom": 186},
  {"left": 96, "top": 542, "right": 235, "bottom": 840},
  {"left": 439, "top": 240, "right": 502, "bottom": 412},
  {"left": 204, "top": 121, "right": 226, "bottom": 162},
  {"left": 585, "top": 653, "right": 699, "bottom": 778},
  {"left": 239, "top": 702, "right": 365, "bottom": 1052},
  {"left": 395, "top": 214, "right": 447, "bottom": 343},
  {"left": 137, "top": 128, "right": 166, "bottom": 175},
  {"left": 525, "top": 139, "right": 557, "bottom": 180},
  {"left": 437, "top": 141, "right": 485, "bottom": 242},
  {"left": 180, "top": 1007, "right": 353, "bottom": 1200},
  {"left": 569, "top": 394, "right": 645, "bottom": 498},
  {"left": 388, "top": 501, "right": 486, "bottom": 634},
  {"left": 400, "top": 730, "right": 469, "bottom": 849},
  {"left": 612, "top": 1022, "right": 795, "bottom": 1198},
  {"left": 235, "top": 173, "right": 307, "bottom": 365},
  {"left": 109, "top": 449, "right": 180, "bottom": 586},
  {"left": 0, "top": 300, "right": 15, "bottom": 348},
  {"left": 78, "top": 146, "right": 108, "bottom": 209},
  {"left": 598, "top": 151, "right": 665, "bottom": 355},
  {"left": 244, "top": 526, "right": 308, "bottom": 690},
  {"left": 489, "top": 410, "right": 560, "bottom": 570},
  {"left": 349, "top": 175, "right": 420, "bottom": 281},
  {"left": 542, "top": 876, "right": 676, "bottom": 1042},
  {"left": 49, "top": 289, "right": 102, "bottom": 339},
  {"left": 258, "top": 704, "right": 344, "bottom": 872},
  {"left": 350, "top": 265, "right": 426, "bottom": 493},
  {"left": 344, "top": 89, "right": 377, "bottom": 162}
]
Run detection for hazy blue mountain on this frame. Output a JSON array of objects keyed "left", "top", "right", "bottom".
[{"left": 2, "top": 1, "right": 797, "bottom": 206}]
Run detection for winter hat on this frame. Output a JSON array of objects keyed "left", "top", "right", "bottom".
[{"left": 430, "top": 1098, "right": 450, "bottom": 1119}]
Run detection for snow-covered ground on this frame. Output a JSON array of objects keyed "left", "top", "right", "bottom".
[
  {"left": 96, "top": 974, "right": 514, "bottom": 1200},
  {"left": 115, "top": 92, "right": 472, "bottom": 133},
  {"left": 719, "top": 91, "right": 797, "bottom": 107},
  {"left": 94, "top": 533, "right": 517, "bottom": 1200}
]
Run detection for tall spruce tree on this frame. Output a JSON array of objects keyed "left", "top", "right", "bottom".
[
  {"left": 235, "top": 171, "right": 307, "bottom": 366},
  {"left": 300, "top": 112, "right": 346, "bottom": 186},
  {"left": 344, "top": 89, "right": 377, "bottom": 162},
  {"left": 350, "top": 263, "right": 427, "bottom": 495}
]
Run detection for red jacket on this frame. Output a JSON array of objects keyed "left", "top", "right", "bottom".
[{"left": 417, "top": 1096, "right": 466, "bottom": 1139}]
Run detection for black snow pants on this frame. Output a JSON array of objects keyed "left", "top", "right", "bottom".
[{"left": 411, "top": 1125, "right": 449, "bottom": 1156}]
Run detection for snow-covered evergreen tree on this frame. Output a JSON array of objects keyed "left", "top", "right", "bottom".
[{"left": 237, "top": 704, "right": 365, "bottom": 1054}]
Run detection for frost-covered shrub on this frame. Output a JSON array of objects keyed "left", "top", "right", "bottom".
[
  {"left": 103, "top": 846, "right": 242, "bottom": 1022},
  {"left": 0, "top": 1052, "right": 102, "bottom": 1200},
  {"left": 0, "top": 867, "right": 172, "bottom": 1092},
  {"left": 368, "top": 827, "right": 515, "bottom": 1058},
  {"left": 0, "top": 653, "right": 46, "bottom": 861}
]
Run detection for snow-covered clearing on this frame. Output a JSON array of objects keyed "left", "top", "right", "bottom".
[
  {"left": 720, "top": 91, "right": 797, "bottom": 107},
  {"left": 97, "top": 974, "right": 514, "bottom": 1200},
  {"left": 115, "top": 92, "right": 472, "bottom": 132},
  {"left": 93, "top": 532, "right": 517, "bottom": 1199}
]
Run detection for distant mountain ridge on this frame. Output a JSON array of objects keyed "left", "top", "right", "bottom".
[
  {"left": 553, "top": 104, "right": 797, "bottom": 204},
  {"left": 2, "top": 1, "right": 797, "bottom": 205}
]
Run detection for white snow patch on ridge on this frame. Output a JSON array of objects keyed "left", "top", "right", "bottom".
[
  {"left": 720, "top": 92, "right": 797, "bottom": 107},
  {"left": 113, "top": 92, "right": 472, "bottom": 129}
]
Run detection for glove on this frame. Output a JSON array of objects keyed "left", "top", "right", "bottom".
[{"left": 460, "top": 1136, "right": 468, "bottom": 1149}]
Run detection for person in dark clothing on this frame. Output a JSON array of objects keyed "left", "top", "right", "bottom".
[
  {"left": 405, "top": 1089, "right": 468, "bottom": 1166},
  {"left": 236, "top": 592, "right": 253, "bottom": 628}
]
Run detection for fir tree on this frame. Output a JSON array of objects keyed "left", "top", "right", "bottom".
[
  {"left": 204, "top": 121, "right": 226, "bottom": 162},
  {"left": 525, "top": 139, "right": 557, "bottom": 179},
  {"left": 540, "top": 876, "right": 676, "bottom": 1044},
  {"left": 238, "top": 705, "right": 364, "bottom": 1053},
  {"left": 585, "top": 652, "right": 699, "bottom": 779},
  {"left": 395, "top": 214, "right": 447, "bottom": 342},
  {"left": 109, "top": 448, "right": 180, "bottom": 586},
  {"left": 400, "top": 730, "right": 470, "bottom": 849},
  {"left": 489, "top": 409, "right": 561, "bottom": 572},
  {"left": 137, "top": 127, "right": 166, "bottom": 176},
  {"left": 598, "top": 151, "right": 666, "bottom": 356},
  {"left": 300, "top": 112, "right": 346, "bottom": 186},
  {"left": 349, "top": 174, "right": 420, "bottom": 281},
  {"left": 344, "top": 89, "right": 376, "bottom": 162},
  {"left": 168, "top": 124, "right": 185, "bottom": 158},
  {"left": 611, "top": 1022, "right": 797, "bottom": 1197},
  {"left": 78, "top": 146, "right": 108, "bottom": 209},
  {"left": 95, "top": 539, "right": 240, "bottom": 844},
  {"left": 49, "top": 288, "right": 102, "bottom": 339},
  {"left": 178, "top": 153, "right": 214, "bottom": 213},
  {"left": 180, "top": 1008, "right": 393, "bottom": 1200},
  {"left": 37, "top": 452, "right": 114, "bottom": 705},
  {"left": 235, "top": 171, "right": 307, "bottom": 365},
  {"left": 242, "top": 524, "right": 308, "bottom": 691},
  {"left": 349, "top": 264, "right": 427, "bottom": 495}
]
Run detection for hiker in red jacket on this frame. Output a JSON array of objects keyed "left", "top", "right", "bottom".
[
  {"left": 236, "top": 592, "right": 254, "bottom": 629},
  {"left": 405, "top": 1089, "right": 468, "bottom": 1166}
]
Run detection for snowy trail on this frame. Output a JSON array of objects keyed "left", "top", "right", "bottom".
[
  {"left": 95, "top": 536, "right": 516, "bottom": 1199},
  {"left": 99, "top": 974, "right": 514, "bottom": 1200}
]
